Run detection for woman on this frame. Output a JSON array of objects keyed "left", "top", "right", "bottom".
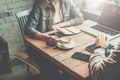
[{"left": 26, "top": 0, "right": 84, "bottom": 45}]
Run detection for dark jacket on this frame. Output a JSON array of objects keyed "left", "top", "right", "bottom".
[{"left": 26, "top": 0, "right": 83, "bottom": 37}]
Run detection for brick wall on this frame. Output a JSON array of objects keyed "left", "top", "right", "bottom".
[{"left": 0, "top": 0, "right": 34, "bottom": 56}]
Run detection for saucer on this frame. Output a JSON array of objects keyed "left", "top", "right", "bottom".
[{"left": 57, "top": 40, "right": 76, "bottom": 49}]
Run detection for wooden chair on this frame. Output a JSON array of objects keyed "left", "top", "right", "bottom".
[
  {"left": 16, "top": 9, "right": 31, "bottom": 48},
  {"left": 16, "top": 10, "right": 41, "bottom": 80},
  {"left": 14, "top": 51, "right": 41, "bottom": 80}
]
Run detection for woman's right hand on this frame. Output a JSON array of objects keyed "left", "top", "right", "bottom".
[
  {"left": 46, "top": 36, "right": 59, "bottom": 47},
  {"left": 35, "top": 32, "right": 59, "bottom": 47}
]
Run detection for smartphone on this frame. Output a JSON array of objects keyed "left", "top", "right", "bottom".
[
  {"left": 86, "top": 43, "right": 96, "bottom": 53},
  {"left": 49, "top": 32, "right": 64, "bottom": 38},
  {"left": 71, "top": 52, "right": 90, "bottom": 62}
]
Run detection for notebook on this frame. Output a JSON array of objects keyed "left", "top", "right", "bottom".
[{"left": 81, "top": 1, "right": 120, "bottom": 40}]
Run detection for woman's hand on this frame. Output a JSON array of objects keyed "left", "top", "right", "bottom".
[
  {"left": 35, "top": 30, "right": 60, "bottom": 47},
  {"left": 35, "top": 32, "right": 59, "bottom": 47},
  {"left": 96, "top": 35, "right": 109, "bottom": 48},
  {"left": 46, "top": 35, "right": 59, "bottom": 47}
]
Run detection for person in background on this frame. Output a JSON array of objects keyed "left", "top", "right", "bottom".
[
  {"left": 26, "top": 0, "right": 84, "bottom": 46},
  {"left": 89, "top": 35, "right": 120, "bottom": 80}
]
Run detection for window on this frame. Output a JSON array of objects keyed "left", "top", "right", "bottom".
[
  {"left": 83, "top": 0, "right": 104, "bottom": 10},
  {"left": 82, "top": 0, "right": 120, "bottom": 10},
  {"left": 81, "top": 0, "right": 120, "bottom": 21}
]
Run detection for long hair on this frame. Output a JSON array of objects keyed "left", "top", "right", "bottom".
[
  {"left": 43, "top": 0, "right": 63, "bottom": 8},
  {"left": 44, "top": 0, "right": 52, "bottom": 8}
]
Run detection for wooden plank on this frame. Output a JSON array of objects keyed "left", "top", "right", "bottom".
[
  {"left": 62, "top": 59, "right": 89, "bottom": 78},
  {"left": 54, "top": 40, "right": 95, "bottom": 62},
  {"left": 26, "top": 38, "right": 66, "bottom": 57},
  {"left": 54, "top": 41, "right": 95, "bottom": 79}
]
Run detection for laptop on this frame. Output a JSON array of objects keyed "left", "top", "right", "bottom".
[{"left": 81, "top": 2, "right": 120, "bottom": 40}]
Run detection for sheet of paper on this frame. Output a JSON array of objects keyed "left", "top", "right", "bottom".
[
  {"left": 66, "top": 26, "right": 81, "bottom": 34},
  {"left": 57, "top": 28, "right": 73, "bottom": 35}
]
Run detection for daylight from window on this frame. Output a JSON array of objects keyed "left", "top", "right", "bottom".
[{"left": 84, "top": 0, "right": 105, "bottom": 9}]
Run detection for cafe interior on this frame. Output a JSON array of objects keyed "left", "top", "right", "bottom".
[{"left": 0, "top": 0, "right": 120, "bottom": 80}]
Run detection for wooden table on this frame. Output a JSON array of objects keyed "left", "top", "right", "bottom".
[{"left": 26, "top": 20, "right": 120, "bottom": 80}]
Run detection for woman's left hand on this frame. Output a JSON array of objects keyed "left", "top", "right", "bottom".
[{"left": 52, "top": 23, "right": 63, "bottom": 30}]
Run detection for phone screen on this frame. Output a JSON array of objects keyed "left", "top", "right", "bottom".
[
  {"left": 86, "top": 44, "right": 96, "bottom": 53},
  {"left": 71, "top": 52, "right": 90, "bottom": 62}
]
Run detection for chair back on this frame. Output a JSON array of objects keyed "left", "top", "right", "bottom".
[
  {"left": 16, "top": 9, "right": 31, "bottom": 40},
  {"left": 16, "top": 10, "right": 31, "bottom": 48}
]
